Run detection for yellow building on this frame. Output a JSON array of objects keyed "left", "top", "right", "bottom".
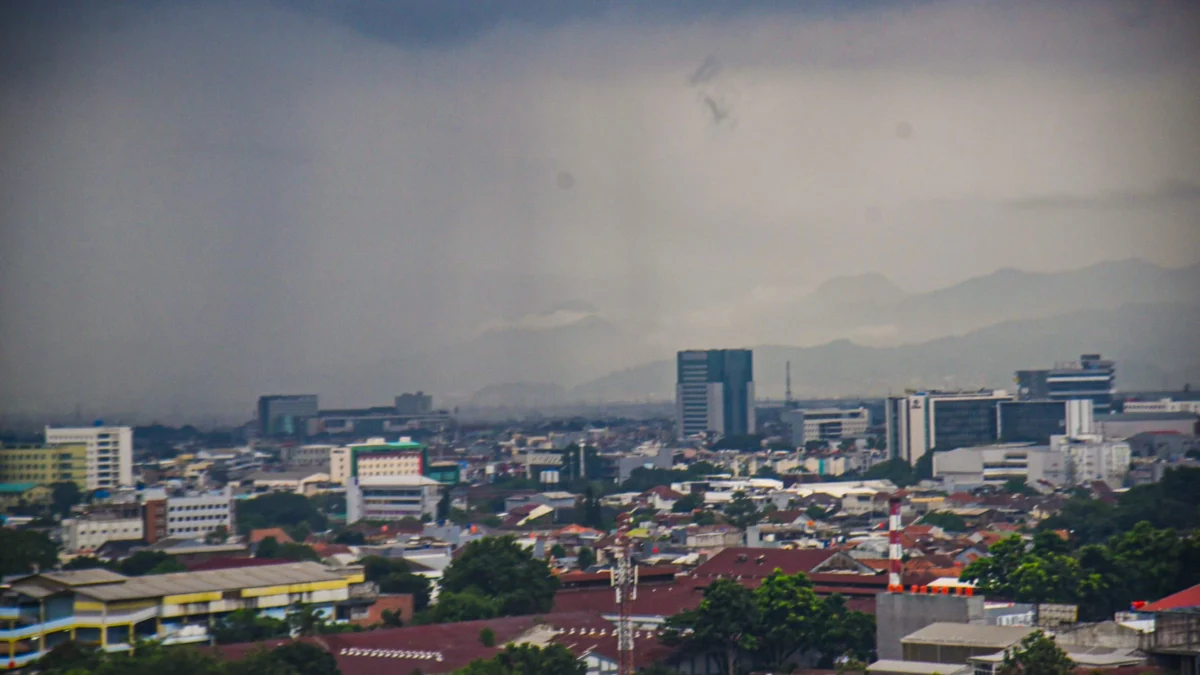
[
  {"left": 0, "top": 444, "right": 88, "bottom": 490},
  {"left": 0, "top": 562, "right": 365, "bottom": 667}
]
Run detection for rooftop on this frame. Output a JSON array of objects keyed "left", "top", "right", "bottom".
[
  {"left": 12, "top": 562, "right": 344, "bottom": 602},
  {"left": 902, "top": 623, "right": 1034, "bottom": 648}
]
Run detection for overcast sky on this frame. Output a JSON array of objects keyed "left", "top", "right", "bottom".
[{"left": 1, "top": 0, "right": 1198, "bottom": 419}]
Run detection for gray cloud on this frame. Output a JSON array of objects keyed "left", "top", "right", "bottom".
[
  {"left": 1004, "top": 181, "right": 1200, "bottom": 211},
  {"left": 1, "top": 0, "right": 1198, "bottom": 420}
]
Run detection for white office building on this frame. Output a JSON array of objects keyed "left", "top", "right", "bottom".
[
  {"left": 346, "top": 475, "right": 441, "bottom": 524},
  {"left": 885, "top": 390, "right": 1014, "bottom": 465},
  {"left": 1050, "top": 435, "right": 1132, "bottom": 487},
  {"left": 143, "top": 486, "right": 235, "bottom": 538},
  {"left": 45, "top": 426, "right": 133, "bottom": 489},
  {"left": 62, "top": 515, "right": 144, "bottom": 554},
  {"left": 782, "top": 407, "right": 870, "bottom": 446},
  {"left": 932, "top": 443, "right": 1066, "bottom": 491}
]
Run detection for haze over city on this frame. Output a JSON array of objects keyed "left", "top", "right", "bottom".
[{"left": 2, "top": 0, "right": 1199, "bottom": 420}]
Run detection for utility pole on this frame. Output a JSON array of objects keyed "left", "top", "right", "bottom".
[{"left": 785, "top": 360, "right": 794, "bottom": 409}]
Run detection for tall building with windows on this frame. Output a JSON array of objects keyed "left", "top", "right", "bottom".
[
  {"left": 885, "top": 390, "right": 1013, "bottom": 465},
  {"left": 45, "top": 425, "right": 133, "bottom": 489},
  {"left": 676, "top": 349, "right": 755, "bottom": 439},
  {"left": 1015, "top": 354, "right": 1116, "bottom": 413},
  {"left": 257, "top": 394, "right": 319, "bottom": 436}
]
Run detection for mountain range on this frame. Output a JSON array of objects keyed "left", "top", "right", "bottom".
[{"left": 321, "top": 259, "right": 1200, "bottom": 406}]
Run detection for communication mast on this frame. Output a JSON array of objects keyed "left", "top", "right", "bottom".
[
  {"left": 785, "top": 360, "right": 794, "bottom": 408},
  {"left": 611, "top": 513, "right": 638, "bottom": 675}
]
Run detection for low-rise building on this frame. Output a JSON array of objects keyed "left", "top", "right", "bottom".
[
  {"left": 140, "top": 486, "right": 236, "bottom": 539},
  {"left": 0, "top": 482, "right": 52, "bottom": 509},
  {"left": 1051, "top": 435, "right": 1132, "bottom": 487},
  {"left": 62, "top": 502, "right": 146, "bottom": 554},
  {"left": 247, "top": 470, "right": 332, "bottom": 495},
  {"left": 346, "top": 475, "right": 442, "bottom": 524},
  {"left": 933, "top": 443, "right": 1066, "bottom": 491},
  {"left": 0, "top": 562, "right": 362, "bottom": 668}
]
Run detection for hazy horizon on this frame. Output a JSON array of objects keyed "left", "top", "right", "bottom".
[{"left": 2, "top": 0, "right": 1199, "bottom": 420}]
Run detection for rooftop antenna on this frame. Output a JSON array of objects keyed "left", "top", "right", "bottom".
[
  {"left": 611, "top": 512, "right": 637, "bottom": 675},
  {"left": 785, "top": 361, "right": 794, "bottom": 409}
]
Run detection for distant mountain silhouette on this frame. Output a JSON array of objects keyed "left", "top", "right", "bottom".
[{"left": 570, "top": 302, "right": 1200, "bottom": 401}]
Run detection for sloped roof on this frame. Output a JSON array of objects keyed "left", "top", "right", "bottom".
[
  {"left": 692, "top": 548, "right": 838, "bottom": 579},
  {"left": 249, "top": 527, "right": 294, "bottom": 544},
  {"left": 1143, "top": 582, "right": 1200, "bottom": 612}
]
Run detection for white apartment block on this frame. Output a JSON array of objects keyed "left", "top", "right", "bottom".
[
  {"left": 330, "top": 441, "right": 423, "bottom": 485},
  {"left": 45, "top": 426, "right": 133, "bottom": 489},
  {"left": 142, "top": 486, "right": 235, "bottom": 538},
  {"left": 346, "top": 475, "right": 440, "bottom": 524},
  {"left": 1051, "top": 435, "right": 1132, "bottom": 487},
  {"left": 1122, "top": 399, "right": 1200, "bottom": 415},
  {"left": 782, "top": 408, "right": 871, "bottom": 446},
  {"left": 62, "top": 516, "right": 144, "bottom": 554}
]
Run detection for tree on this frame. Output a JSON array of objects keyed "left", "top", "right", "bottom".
[
  {"left": 576, "top": 484, "right": 605, "bottom": 530},
  {"left": 805, "top": 504, "right": 829, "bottom": 521},
  {"left": 440, "top": 536, "right": 559, "bottom": 616},
  {"left": 998, "top": 630, "right": 1072, "bottom": 675},
  {"left": 0, "top": 528, "right": 58, "bottom": 576},
  {"left": 422, "top": 590, "right": 499, "bottom": 623},
  {"left": 921, "top": 511, "right": 967, "bottom": 532},
  {"left": 479, "top": 627, "right": 496, "bottom": 647},
  {"left": 863, "top": 459, "right": 915, "bottom": 487},
  {"left": 724, "top": 491, "right": 761, "bottom": 530},
  {"left": 576, "top": 546, "right": 596, "bottom": 570},
  {"left": 205, "top": 525, "right": 229, "bottom": 545},
  {"left": 664, "top": 578, "right": 760, "bottom": 675},
  {"left": 286, "top": 602, "right": 336, "bottom": 637},
  {"left": 960, "top": 534, "right": 1027, "bottom": 598},
  {"left": 361, "top": 555, "right": 433, "bottom": 611},
  {"left": 380, "top": 608, "right": 404, "bottom": 628},
  {"left": 263, "top": 641, "right": 341, "bottom": 675},
  {"left": 672, "top": 493, "right": 703, "bottom": 513},
  {"left": 51, "top": 481, "right": 84, "bottom": 516},
  {"left": 818, "top": 594, "right": 877, "bottom": 664},
  {"left": 117, "top": 550, "right": 185, "bottom": 576},
  {"left": 549, "top": 544, "right": 567, "bottom": 559},
  {"left": 64, "top": 556, "right": 108, "bottom": 570},
  {"left": 256, "top": 536, "right": 282, "bottom": 559},
  {"left": 236, "top": 491, "right": 327, "bottom": 535},
  {"left": 1003, "top": 478, "right": 1035, "bottom": 496},
  {"left": 754, "top": 570, "right": 822, "bottom": 668},
  {"left": 437, "top": 488, "right": 452, "bottom": 522},
  {"left": 454, "top": 643, "right": 585, "bottom": 675},
  {"left": 213, "top": 608, "right": 290, "bottom": 644},
  {"left": 276, "top": 543, "right": 322, "bottom": 562}
]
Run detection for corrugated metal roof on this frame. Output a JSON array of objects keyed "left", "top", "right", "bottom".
[
  {"left": 902, "top": 623, "right": 1033, "bottom": 648},
  {"left": 18, "top": 562, "right": 344, "bottom": 602},
  {"left": 869, "top": 659, "right": 970, "bottom": 675},
  {"left": 39, "top": 569, "right": 127, "bottom": 586}
]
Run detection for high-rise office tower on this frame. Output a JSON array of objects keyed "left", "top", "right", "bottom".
[
  {"left": 257, "top": 394, "right": 319, "bottom": 436},
  {"left": 1015, "top": 354, "right": 1116, "bottom": 413},
  {"left": 676, "top": 349, "right": 754, "bottom": 440},
  {"left": 885, "top": 389, "right": 1014, "bottom": 465}
]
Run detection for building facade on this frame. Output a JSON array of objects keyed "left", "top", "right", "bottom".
[
  {"left": 932, "top": 443, "right": 1066, "bottom": 491},
  {"left": 1051, "top": 435, "right": 1132, "bottom": 487},
  {"left": 886, "top": 390, "right": 1014, "bottom": 465},
  {"left": 329, "top": 438, "right": 426, "bottom": 485},
  {"left": 257, "top": 394, "right": 319, "bottom": 436},
  {"left": 280, "top": 444, "right": 336, "bottom": 470},
  {"left": 44, "top": 426, "right": 133, "bottom": 489},
  {"left": 62, "top": 514, "right": 144, "bottom": 555},
  {"left": 782, "top": 407, "right": 870, "bottom": 446},
  {"left": 1123, "top": 398, "right": 1200, "bottom": 415},
  {"left": 346, "top": 475, "right": 441, "bottom": 524},
  {"left": 676, "top": 349, "right": 755, "bottom": 439},
  {"left": 997, "top": 399, "right": 1094, "bottom": 445},
  {"left": 140, "top": 486, "right": 235, "bottom": 539},
  {"left": 0, "top": 563, "right": 360, "bottom": 668},
  {"left": 0, "top": 443, "right": 88, "bottom": 490}
]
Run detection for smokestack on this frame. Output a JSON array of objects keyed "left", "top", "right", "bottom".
[{"left": 888, "top": 496, "right": 902, "bottom": 592}]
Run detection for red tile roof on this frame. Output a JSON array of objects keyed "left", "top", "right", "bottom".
[
  {"left": 249, "top": 528, "right": 294, "bottom": 544},
  {"left": 643, "top": 485, "right": 685, "bottom": 500},
  {"left": 212, "top": 612, "right": 610, "bottom": 675},
  {"left": 692, "top": 548, "right": 837, "bottom": 579},
  {"left": 1143, "top": 582, "right": 1200, "bottom": 612}
]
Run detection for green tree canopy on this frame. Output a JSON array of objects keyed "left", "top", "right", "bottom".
[
  {"left": 754, "top": 569, "right": 822, "bottom": 668},
  {"left": 0, "top": 528, "right": 58, "bottom": 577},
  {"left": 236, "top": 492, "right": 328, "bottom": 535},
  {"left": 360, "top": 555, "right": 433, "bottom": 611},
  {"left": 921, "top": 511, "right": 967, "bottom": 532},
  {"left": 213, "top": 608, "right": 290, "bottom": 645},
  {"left": 724, "top": 491, "right": 762, "bottom": 530},
  {"left": 117, "top": 550, "right": 186, "bottom": 576},
  {"left": 998, "top": 630, "right": 1072, "bottom": 675},
  {"left": 576, "top": 546, "right": 596, "bottom": 570},
  {"left": 664, "top": 578, "right": 760, "bottom": 675},
  {"left": 672, "top": 493, "right": 703, "bottom": 513},
  {"left": 439, "top": 536, "right": 559, "bottom": 617},
  {"left": 51, "top": 481, "right": 84, "bottom": 517}
]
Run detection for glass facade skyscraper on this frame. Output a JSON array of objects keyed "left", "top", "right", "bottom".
[{"left": 676, "top": 349, "right": 755, "bottom": 440}]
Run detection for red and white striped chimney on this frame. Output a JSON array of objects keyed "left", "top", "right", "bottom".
[{"left": 888, "top": 496, "right": 903, "bottom": 592}]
